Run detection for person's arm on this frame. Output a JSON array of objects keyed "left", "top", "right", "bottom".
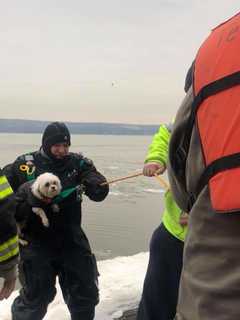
[
  {"left": 3, "top": 161, "right": 23, "bottom": 192},
  {"left": 14, "top": 182, "right": 32, "bottom": 224},
  {"left": 143, "top": 124, "right": 171, "bottom": 176},
  {"left": 0, "top": 169, "right": 19, "bottom": 300},
  {"left": 78, "top": 157, "right": 109, "bottom": 202}
]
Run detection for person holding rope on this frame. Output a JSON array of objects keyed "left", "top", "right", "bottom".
[
  {"left": 4, "top": 122, "right": 109, "bottom": 320},
  {"left": 136, "top": 123, "right": 188, "bottom": 320}
]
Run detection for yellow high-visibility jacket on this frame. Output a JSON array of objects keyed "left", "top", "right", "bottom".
[
  {"left": 0, "top": 168, "right": 19, "bottom": 280},
  {"left": 145, "top": 124, "right": 187, "bottom": 241}
]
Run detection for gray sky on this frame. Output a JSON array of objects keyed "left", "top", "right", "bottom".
[{"left": 1, "top": 1, "right": 239, "bottom": 124}]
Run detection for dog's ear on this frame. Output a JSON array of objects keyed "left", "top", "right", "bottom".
[{"left": 56, "top": 178, "right": 62, "bottom": 191}]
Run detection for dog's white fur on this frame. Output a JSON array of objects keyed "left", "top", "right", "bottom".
[
  {"left": 31, "top": 172, "right": 62, "bottom": 227},
  {"left": 18, "top": 173, "right": 62, "bottom": 246}
]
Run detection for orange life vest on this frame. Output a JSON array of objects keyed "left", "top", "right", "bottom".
[{"left": 176, "top": 12, "right": 240, "bottom": 212}]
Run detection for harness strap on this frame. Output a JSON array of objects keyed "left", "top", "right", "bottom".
[
  {"left": 54, "top": 187, "right": 76, "bottom": 203},
  {"left": 53, "top": 186, "right": 85, "bottom": 203}
]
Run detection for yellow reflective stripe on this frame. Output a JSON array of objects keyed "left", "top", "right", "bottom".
[
  {"left": 0, "top": 235, "right": 18, "bottom": 251},
  {"left": 0, "top": 187, "right": 13, "bottom": 200},
  {"left": 0, "top": 175, "right": 9, "bottom": 185},
  {"left": 0, "top": 236, "right": 19, "bottom": 262},
  {"left": 0, "top": 175, "right": 13, "bottom": 200},
  {"left": 0, "top": 246, "right": 19, "bottom": 262}
]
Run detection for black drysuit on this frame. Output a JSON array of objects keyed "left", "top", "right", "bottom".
[{"left": 4, "top": 150, "right": 109, "bottom": 320}]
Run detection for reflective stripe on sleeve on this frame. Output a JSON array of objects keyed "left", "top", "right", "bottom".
[
  {"left": 0, "top": 175, "right": 13, "bottom": 200},
  {"left": 0, "top": 235, "right": 19, "bottom": 262}
]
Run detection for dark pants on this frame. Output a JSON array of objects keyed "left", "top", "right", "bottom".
[
  {"left": 137, "top": 223, "right": 184, "bottom": 320},
  {"left": 12, "top": 243, "right": 99, "bottom": 320}
]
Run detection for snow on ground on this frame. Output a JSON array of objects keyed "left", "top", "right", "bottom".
[{"left": 0, "top": 252, "right": 149, "bottom": 320}]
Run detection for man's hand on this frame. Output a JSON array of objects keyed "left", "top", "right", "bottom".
[
  {"left": 143, "top": 162, "right": 165, "bottom": 177},
  {"left": 179, "top": 212, "right": 189, "bottom": 226},
  {"left": 0, "top": 277, "right": 16, "bottom": 300}
]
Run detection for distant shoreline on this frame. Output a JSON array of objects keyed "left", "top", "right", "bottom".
[
  {"left": 0, "top": 119, "right": 159, "bottom": 136},
  {"left": 0, "top": 131, "right": 155, "bottom": 136}
]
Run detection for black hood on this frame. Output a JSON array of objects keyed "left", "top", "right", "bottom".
[{"left": 42, "top": 122, "right": 71, "bottom": 159}]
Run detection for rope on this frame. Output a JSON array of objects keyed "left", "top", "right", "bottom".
[
  {"left": 100, "top": 172, "right": 143, "bottom": 186},
  {"left": 101, "top": 170, "right": 169, "bottom": 191},
  {"left": 154, "top": 173, "right": 169, "bottom": 191}
]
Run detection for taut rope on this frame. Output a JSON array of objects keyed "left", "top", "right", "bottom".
[{"left": 101, "top": 171, "right": 169, "bottom": 191}]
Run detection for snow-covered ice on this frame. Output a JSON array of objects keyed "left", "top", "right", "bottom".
[{"left": 0, "top": 252, "right": 149, "bottom": 320}]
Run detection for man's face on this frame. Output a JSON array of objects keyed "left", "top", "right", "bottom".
[{"left": 50, "top": 143, "right": 70, "bottom": 159}]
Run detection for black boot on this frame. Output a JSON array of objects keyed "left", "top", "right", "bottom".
[{"left": 71, "top": 308, "right": 95, "bottom": 320}]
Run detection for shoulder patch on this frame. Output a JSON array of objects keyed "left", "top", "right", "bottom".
[
  {"left": 24, "top": 154, "right": 34, "bottom": 162},
  {"left": 17, "top": 153, "right": 34, "bottom": 163}
]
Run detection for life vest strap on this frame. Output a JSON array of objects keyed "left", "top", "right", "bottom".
[
  {"left": 196, "top": 152, "right": 240, "bottom": 198},
  {"left": 183, "top": 70, "right": 240, "bottom": 150}
]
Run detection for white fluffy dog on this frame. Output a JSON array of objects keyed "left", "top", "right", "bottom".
[{"left": 31, "top": 172, "right": 62, "bottom": 228}]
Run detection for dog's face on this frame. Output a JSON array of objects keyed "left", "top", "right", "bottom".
[{"left": 31, "top": 173, "right": 62, "bottom": 200}]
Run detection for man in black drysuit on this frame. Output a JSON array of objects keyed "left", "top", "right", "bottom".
[{"left": 4, "top": 122, "right": 109, "bottom": 320}]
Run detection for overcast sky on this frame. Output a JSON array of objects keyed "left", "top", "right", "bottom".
[{"left": 0, "top": 1, "right": 239, "bottom": 124}]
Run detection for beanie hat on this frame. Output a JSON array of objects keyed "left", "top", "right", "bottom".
[{"left": 42, "top": 122, "right": 71, "bottom": 158}]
